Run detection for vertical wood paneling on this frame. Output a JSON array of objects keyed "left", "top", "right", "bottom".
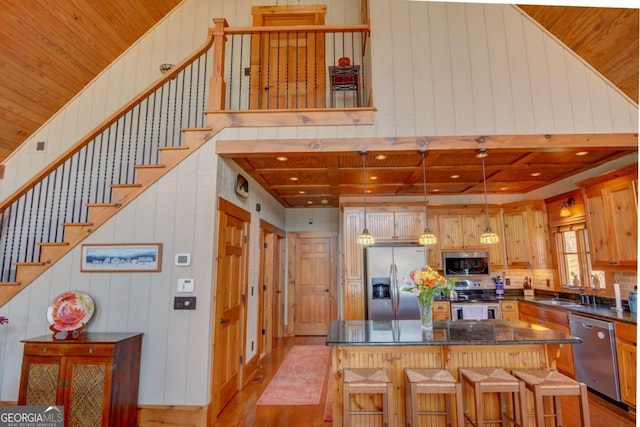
[
  {"left": 408, "top": 2, "right": 436, "bottom": 136},
  {"left": 447, "top": 3, "right": 475, "bottom": 135},
  {"left": 543, "top": 35, "right": 574, "bottom": 132},
  {"left": 503, "top": 6, "right": 535, "bottom": 134},
  {"left": 483, "top": 4, "right": 516, "bottom": 134},
  {"left": 428, "top": 3, "right": 456, "bottom": 134},
  {"left": 389, "top": 2, "right": 415, "bottom": 135},
  {"left": 465, "top": 3, "right": 495, "bottom": 135},
  {"left": 522, "top": 17, "right": 554, "bottom": 132},
  {"left": 565, "top": 50, "right": 595, "bottom": 132}
]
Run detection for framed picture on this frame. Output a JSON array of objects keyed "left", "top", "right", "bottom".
[{"left": 81, "top": 243, "right": 162, "bottom": 272}]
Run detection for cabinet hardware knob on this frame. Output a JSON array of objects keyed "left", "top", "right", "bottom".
[{"left": 88, "top": 348, "right": 94, "bottom": 354}]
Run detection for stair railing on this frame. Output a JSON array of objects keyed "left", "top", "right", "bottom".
[{"left": 0, "top": 28, "right": 216, "bottom": 282}]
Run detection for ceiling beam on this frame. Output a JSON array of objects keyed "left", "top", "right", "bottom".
[{"left": 216, "top": 133, "right": 638, "bottom": 156}]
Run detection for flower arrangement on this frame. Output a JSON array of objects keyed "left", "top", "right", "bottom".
[{"left": 402, "top": 265, "right": 454, "bottom": 306}]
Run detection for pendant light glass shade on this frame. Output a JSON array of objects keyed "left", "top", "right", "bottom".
[
  {"left": 478, "top": 149, "right": 499, "bottom": 245},
  {"left": 357, "top": 151, "right": 374, "bottom": 246},
  {"left": 418, "top": 151, "right": 437, "bottom": 245}
]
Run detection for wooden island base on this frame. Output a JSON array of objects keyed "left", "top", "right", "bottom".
[{"left": 327, "top": 320, "right": 576, "bottom": 427}]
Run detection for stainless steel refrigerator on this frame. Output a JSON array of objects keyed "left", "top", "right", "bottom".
[{"left": 365, "top": 245, "right": 426, "bottom": 320}]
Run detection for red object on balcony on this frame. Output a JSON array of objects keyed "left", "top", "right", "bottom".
[{"left": 338, "top": 56, "right": 351, "bottom": 66}]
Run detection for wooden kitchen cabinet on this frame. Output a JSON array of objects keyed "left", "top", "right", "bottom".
[
  {"left": 19, "top": 333, "right": 142, "bottom": 427},
  {"left": 577, "top": 164, "right": 637, "bottom": 268},
  {"left": 366, "top": 206, "right": 424, "bottom": 241},
  {"left": 436, "top": 207, "right": 505, "bottom": 268},
  {"left": 614, "top": 321, "right": 636, "bottom": 407},
  {"left": 343, "top": 207, "right": 365, "bottom": 320},
  {"left": 500, "top": 300, "right": 519, "bottom": 320},
  {"left": 518, "top": 302, "right": 574, "bottom": 376},
  {"left": 432, "top": 300, "right": 451, "bottom": 320},
  {"left": 503, "top": 201, "right": 551, "bottom": 269}
]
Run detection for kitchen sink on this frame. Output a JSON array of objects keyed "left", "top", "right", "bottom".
[{"left": 534, "top": 299, "right": 584, "bottom": 308}]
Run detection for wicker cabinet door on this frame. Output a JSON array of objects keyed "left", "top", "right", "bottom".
[
  {"left": 19, "top": 356, "right": 63, "bottom": 405},
  {"left": 65, "top": 358, "right": 112, "bottom": 427}
]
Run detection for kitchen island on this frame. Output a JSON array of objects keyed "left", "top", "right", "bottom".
[{"left": 326, "top": 319, "right": 581, "bottom": 427}]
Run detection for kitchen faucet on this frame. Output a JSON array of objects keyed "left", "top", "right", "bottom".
[{"left": 562, "top": 284, "right": 590, "bottom": 305}]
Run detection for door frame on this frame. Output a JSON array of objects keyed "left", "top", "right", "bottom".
[
  {"left": 257, "top": 219, "right": 285, "bottom": 356},
  {"left": 208, "top": 198, "right": 250, "bottom": 422},
  {"left": 287, "top": 231, "right": 338, "bottom": 336}
]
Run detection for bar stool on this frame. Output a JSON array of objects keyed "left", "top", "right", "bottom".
[
  {"left": 459, "top": 367, "right": 527, "bottom": 427},
  {"left": 404, "top": 368, "right": 464, "bottom": 427},
  {"left": 342, "top": 367, "right": 393, "bottom": 427},
  {"left": 511, "top": 369, "right": 590, "bottom": 427}
]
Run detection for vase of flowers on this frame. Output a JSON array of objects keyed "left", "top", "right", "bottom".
[{"left": 402, "top": 265, "right": 453, "bottom": 330}]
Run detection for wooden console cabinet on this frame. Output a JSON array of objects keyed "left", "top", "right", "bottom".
[{"left": 19, "top": 333, "right": 143, "bottom": 427}]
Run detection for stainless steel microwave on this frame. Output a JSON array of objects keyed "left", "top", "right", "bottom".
[{"left": 442, "top": 251, "right": 490, "bottom": 277}]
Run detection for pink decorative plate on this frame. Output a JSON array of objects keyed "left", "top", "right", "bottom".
[{"left": 46, "top": 291, "right": 95, "bottom": 332}]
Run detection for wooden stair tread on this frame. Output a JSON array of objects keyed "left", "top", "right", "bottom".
[
  {"left": 111, "top": 183, "right": 142, "bottom": 188},
  {"left": 0, "top": 282, "right": 20, "bottom": 286},
  {"left": 135, "top": 164, "right": 166, "bottom": 169},
  {"left": 158, "top": 146, "right": 190, "bottom": 151},
  {"left": 182, "top": 127, "right": 212, "bottom": 132},
  {"left": 62, "top": 222, "right": 93, "bottom": 227},
  {"left": 14, "top": 262, "right": 47, "bottom": 266},
  {"left": 37, "top": 242, "right": 70, "bottom": 247},
  {"left": 86, "top": 202, "right": 121, "bottom": 207}
]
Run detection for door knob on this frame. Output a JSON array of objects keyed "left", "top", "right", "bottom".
[{"left": 220, "top": 318, "right": 229, "bottom": 324}]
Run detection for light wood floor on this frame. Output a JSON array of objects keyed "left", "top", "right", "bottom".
[{"left": 213, "top": 336, "right": 636, "bottom": 427}]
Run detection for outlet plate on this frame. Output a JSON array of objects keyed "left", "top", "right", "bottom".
[{"left": 174, "top": 296, "right": 196, "bottom": 310}]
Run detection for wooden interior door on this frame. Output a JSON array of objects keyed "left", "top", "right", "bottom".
[
  {"left": 210, "top": 199, "right": 249, "bottom": 419},
  {"left": 250, "top": 5, "right": 326, "bottom": 109},
  {"left": 257, "top": 220, "right": 285, "bottom": 356},
  {"left": 289, "top": 232, "right": 337, "bottom": 336}
]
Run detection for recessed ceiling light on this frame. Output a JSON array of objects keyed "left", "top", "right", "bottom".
[
  {"left": 276, "top": 156, "right": 288, "bottom": 161},
  {"left": 290, "top": 177, "right": 299, "bottom": 181},
  {"left": 530, "top": 172, "right": 542, "bottom": 177},
  {"left": 321, "top": 199, "right": 329, "bottom": 204},
  {"left": 450, "top": 174, "right": 460, "bottom": 179},
  {"left": 366, "top": 190, "right": 372, "bottom": 194},
  {"left": 575, "top": 151, "right": 589, "bottom": 156},
  {"left": 375, "top": 155, "right": 387, "bottom": 160},
  {"left": 307, "top": 201, "right": 313, "bottom": 204},
  {"left": 433, "top": 189, "right": 440, "bottom": 192},
  {"left": 298, "top": 190, "right": 306, "bottom": 194},
  {"left": 371, "top": 176, "right": 378, "bottom": 180},
  {"left": 500, "top": 186, "right": 508, "bottom": 191}
]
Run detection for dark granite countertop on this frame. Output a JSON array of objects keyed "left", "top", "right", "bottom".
[
  {"left": 514, "top": 297, "right": 637, "bottom": 325},
  {"left": 326, "top": 319, "right": 580, "bottom": 346}
]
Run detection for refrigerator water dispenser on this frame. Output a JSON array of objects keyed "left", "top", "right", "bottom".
[{"left": 372, "top": 278, "right": 391, "bottom": 299}]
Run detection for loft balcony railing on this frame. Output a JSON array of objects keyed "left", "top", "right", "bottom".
[
  {"left": 0, "top": 18, "right": 370, "bottom": 284},
  {"left": 210, "top": 19, "right": 371, "bottom": 111}
]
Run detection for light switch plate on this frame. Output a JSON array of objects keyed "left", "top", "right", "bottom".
[{"left": 177, "top": 278, "right": 195, "bottom": 293}]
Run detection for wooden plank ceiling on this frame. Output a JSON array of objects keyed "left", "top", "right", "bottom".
[
  {"left": 224, "top": 144, "right": 637, "bottom": 208},
  {"left": 0, "top": 2, "right": 637, "bottom": 208}
]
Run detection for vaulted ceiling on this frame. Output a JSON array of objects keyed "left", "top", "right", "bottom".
[{"left": 0, "top": 2, "right": 637, "bottom": 207}]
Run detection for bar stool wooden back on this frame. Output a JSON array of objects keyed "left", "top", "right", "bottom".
[
  {"left": 404, "top": 368, "right": 464, "bottom": 427},
  {"left": 511, "top": 369, "right": 590, "bottom": 427},
  {"left": 342, "top": 367, "right": 393, "bottom": 427},
  {"left": 459, "top": 367, "right": 528, "bottom": 427}
]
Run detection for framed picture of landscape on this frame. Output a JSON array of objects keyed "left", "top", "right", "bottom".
[{"left": 81, "top": 243, "right": 162, "bottom": 272}]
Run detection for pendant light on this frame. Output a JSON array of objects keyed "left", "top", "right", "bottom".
[
  {"left": 477, "top": 149, "right": 499, "bottom": 244},
  {"left": 357, "top": 151, "right": 374, "bottom": 245},
  {"left": 418, "top": 151, "right": 437, "bottom": 245}
]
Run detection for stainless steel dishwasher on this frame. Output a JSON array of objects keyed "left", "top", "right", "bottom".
[{"left": 568, "top": 314, "right": 621, "bottom": 402}]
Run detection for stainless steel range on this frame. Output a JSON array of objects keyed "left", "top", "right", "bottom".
[{"left": 450, "top": 279, "right": 501, "bottom": 320}]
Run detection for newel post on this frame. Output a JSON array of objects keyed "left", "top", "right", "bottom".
[{"left": 209, "top": 18, "right": 228, "bottom": 111}]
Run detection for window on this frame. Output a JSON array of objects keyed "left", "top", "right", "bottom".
[{"left": 553, "top": 224, "right": 605, "bottom": 289}]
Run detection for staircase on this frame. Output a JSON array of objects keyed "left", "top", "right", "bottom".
[{"left": 0, "top": 32, "right": 218, "bottom": 307}]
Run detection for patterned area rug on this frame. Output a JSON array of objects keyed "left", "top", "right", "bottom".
[{"left": 256, "top": 345, "right": 331, "bottom": 406}]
